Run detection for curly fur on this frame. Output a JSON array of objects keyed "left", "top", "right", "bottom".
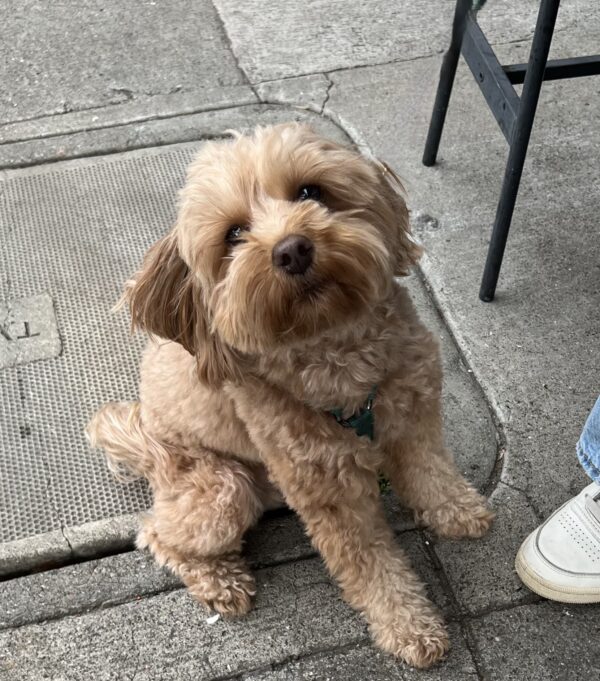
[{"left": 87, "top": 123, "right": 494, "bottom": 669}]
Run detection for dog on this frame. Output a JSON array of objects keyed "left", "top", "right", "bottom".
[{"left": 87, "top": 123, "right": 494, "bottom": 669}]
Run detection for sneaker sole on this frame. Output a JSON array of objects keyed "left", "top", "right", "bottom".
[{"left": 515, "top": 547, "right": 600, "bottom": 604}]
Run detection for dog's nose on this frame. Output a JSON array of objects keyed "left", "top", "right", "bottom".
[{"left": 272, "top": 234, "right": 314, "bottom": 275}]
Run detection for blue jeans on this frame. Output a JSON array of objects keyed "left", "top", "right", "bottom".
[{"left": 577, "top": 396, "right": 600, "bottom": 484}]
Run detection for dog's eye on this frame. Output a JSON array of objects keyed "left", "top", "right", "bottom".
[
  {"left": 225, "top": 224, "right": 248, "bottom": 245},
  {"left": 297, "top": 185, "right": 322, "bottom": 202}
]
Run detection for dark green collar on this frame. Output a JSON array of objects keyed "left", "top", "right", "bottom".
[{"left": 329, "top": 387, "right": 377, "bottom": 440}]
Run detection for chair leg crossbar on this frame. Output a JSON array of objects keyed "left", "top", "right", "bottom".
[{"left": 423, "top": 0, "right": 600, "bottom": 301}]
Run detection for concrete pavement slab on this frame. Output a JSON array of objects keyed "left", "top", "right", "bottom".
[
  {"left": 0, "top": 86, "right": 257, "bottom": 145},
  {"left": 0, "top": 539, "right": 465, "bottom": 680},
  {"left": 470, "top": 601, "right": 600, "bottom": 681},
  {"left": 0, "top": 529, "right": 72, "bottom": 579},
  {"left": 0, "top": 512, "right": 312, "bottom": 630},
  {"left": 0, "top": 514, "right": 137, "bottom": 579},
  {"left": 0, "top": 547, "right": 177, "bottom": 632},
  {"left": 0, "top": 558, "right": 370, "bottom": 681},
  {"left": 213, "top": 0, "right": 587, "bottom": 82},
  {"left": 1, "top": 0, "right": 245, "bottom": 125},
  {"left": 0, "top": 104, "right": 337, "bottom": 169},
  {"left": 242, "top": 627, "right": 477, "bottom": 680},
  {"left": 404, "top": 273, "right": 499, "bottom": 495},
  {"left": 430, "top": 482, "right": 540, "bottom": 616}
]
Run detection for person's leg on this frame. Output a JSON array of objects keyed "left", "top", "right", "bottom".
[
  {"left": 516, "top": 395, "right": 600, "bottom": 603},
  {"left": 577, "top": 396, "right": 600, "bottom": 482}
]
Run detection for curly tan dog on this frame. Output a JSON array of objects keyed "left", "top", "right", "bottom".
[{"left": 88, "top": 123, "right": 494, "bottom": 669}]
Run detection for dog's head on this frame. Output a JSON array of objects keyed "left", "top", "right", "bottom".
[{"left": 126, "top": 124, "right": 421, "bottom": 386}]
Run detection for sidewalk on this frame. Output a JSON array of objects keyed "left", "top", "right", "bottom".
[{"left": 1, "top": 2, "right": 599, "bottom": 679}]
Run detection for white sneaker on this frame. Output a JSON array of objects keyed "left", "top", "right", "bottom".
[{"left": 515, "top": 482, "right": 600, "bottom": 603}]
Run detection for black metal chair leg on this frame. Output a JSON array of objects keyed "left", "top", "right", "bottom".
[
  {"left": 423, "top": 0, "right": 471, "bottom": 166},
  {"left": 479, "top": 0, "right": 561, "bottom": 301}
]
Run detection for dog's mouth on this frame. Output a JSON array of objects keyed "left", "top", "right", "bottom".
[{"left": 301, "top": 279, "right": 327, "bottom": 300}]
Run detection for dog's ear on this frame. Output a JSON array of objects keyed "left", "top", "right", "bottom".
[
  {"left": 124, "top": 232, "right": 196, "bottom": 353},
  {"left": 123, "top": 232, "right": 240, "bottom": 388},
  {"left": 372, "top": 159, "right": 423, "bottom": 276}
]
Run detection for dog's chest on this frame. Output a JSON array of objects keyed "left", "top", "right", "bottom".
[{"left": 261, "top": 335, "right": 389, "bottom": 414}]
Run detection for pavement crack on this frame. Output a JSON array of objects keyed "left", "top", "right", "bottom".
[
  {"left": 235, "top": 639, "right": 370, "bottom": 681},
  {"left": 126, "top": 620, "right": 142, "bottom": 681},
  {"left": 60, "top": 526, "right": 74, "bottom": 552},
  {"left": 320, "top": 74, "right": 334, "bottom": 114},
  {"left": 248, "top": 82, "right": 262, "bottom": 104},
  {"left": 250, "top": 52, "right": 442, "bottom": 88},
  {"left": 210, "top": 0, "right": 254, "bottom": 91},
  {"left": 469, "top": 594, "right": 542, "bottom": 621},
  {"left": 499, "top": 480, "right": 544, "bottom": 523}
]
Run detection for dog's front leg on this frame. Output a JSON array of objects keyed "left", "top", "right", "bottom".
[
  {"left": 378, "top": 381, "right": 495, "bottom": 539},
  {"left": 227, "top": 380, "right": 449, "bottom": 669}
]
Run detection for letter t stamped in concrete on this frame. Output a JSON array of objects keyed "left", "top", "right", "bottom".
[{"left": 0, "top": 294, "right": 61, "bottom": 369}]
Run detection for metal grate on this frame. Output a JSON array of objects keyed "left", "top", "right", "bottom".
[{"left": 0, "top": 142, "right": 202, "bottom": 543}]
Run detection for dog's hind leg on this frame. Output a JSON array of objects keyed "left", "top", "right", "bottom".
[
  {"left": 88, "top": 403, "right": 265, "bottom": 616},
  {"left": 137, "top": 450, "right": 266, "bottom": 616}
]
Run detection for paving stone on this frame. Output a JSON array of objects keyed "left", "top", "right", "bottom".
[
  {"left": 0, "top": 104, "right": 345, "bottom": 170},
  {"left": 1, "top": 0, "right": 244, "bottom": 124},
  {"left": 0, "top": 86, "right": 257, "bottom": 145},
  {"left": 0, "top": 511, "right": 314, "bottom": 630},
  {"left": 470, "top": 601, "right": 600, "bottom": 681},
  {"left": 0, "top": 548, "right": 176, "bottom": 631},
  {"left": 213, "top": 0, "right": 586, "bottom": 82},
  {"left": 431, "top": 483, "right": 540, "bottom": 615},
  {"left": 214, "top": 0, "right": 448, "bottom": 81},
  {"left": 0, "top": 558, "right": 368, "bottom": 681},
  {"left": 243, "top": 625, "right": 477, "bottom": 680},
  {"left": 0, "top": 530, "right": 71, "bottom": 579}
]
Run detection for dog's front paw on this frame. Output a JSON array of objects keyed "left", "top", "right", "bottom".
[
  {"left": 417, "top": 490, "right": 495, "bottom": 539},
  {"left": 189, "top": 575, "right": 256, "bottom": 617},
  {"left": 373, "top": 610, "right": 449, "bottom": 668},
  {"left": 185, "top": 555, "right": 257, "bottom": 618}
]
